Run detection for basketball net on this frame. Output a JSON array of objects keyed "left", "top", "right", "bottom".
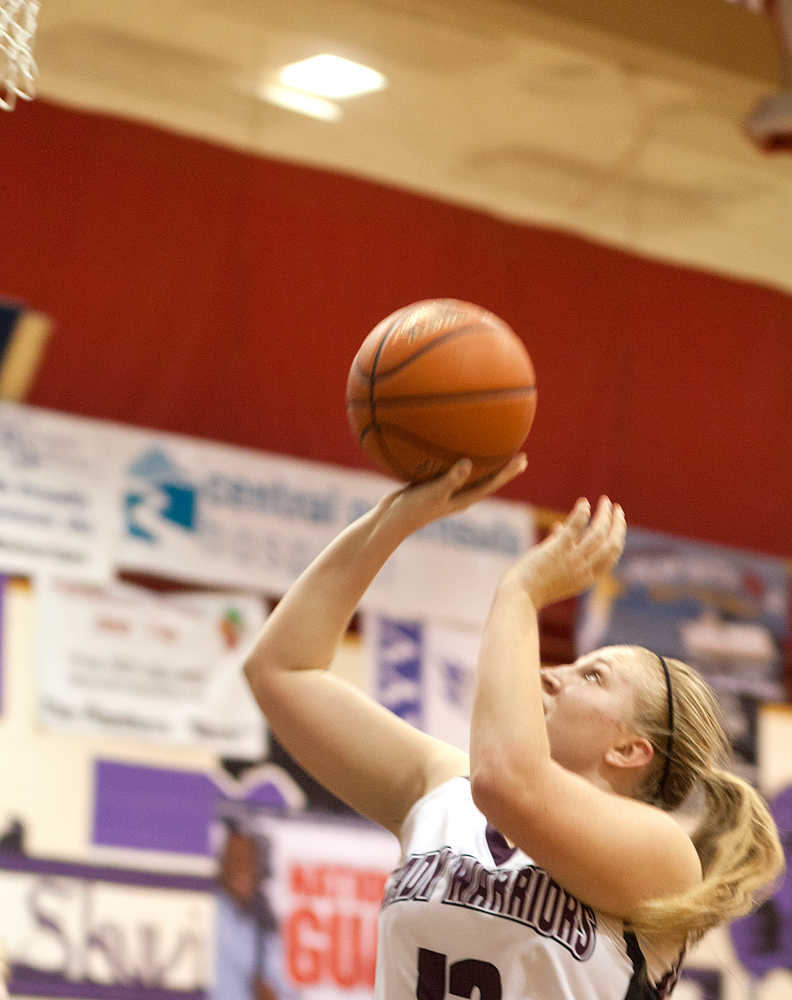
[{"left": 0, "top": 0, "right": 40, "bottom": 111}]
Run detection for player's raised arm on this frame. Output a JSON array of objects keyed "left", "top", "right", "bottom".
[
  {"left": 244, "top": 454, "right": 527, "bottom": 835},
  {"left": 468, "top": 498, "right": 697, "bottom": 918},
  {"left": 470, "top": 498, "right": 783, "bottom": 936}
]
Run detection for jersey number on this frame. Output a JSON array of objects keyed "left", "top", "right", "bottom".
[{"left": 417, "top": 948, "right": 502, "bottom": 1000}]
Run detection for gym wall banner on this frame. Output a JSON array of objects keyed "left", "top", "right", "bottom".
[
  {"left": 91, "top": 760, "right": 305, "bottom": 857},
  {"left": 0, "top": 853, "right": 213, "bottom": 999},
  {"left": 35, "top": 579, "right": 266, "bottom": 756},
  {"left": 362, "top": 612, "right": 482, "bottom": 751},
  {"left": 0, "top": 403, "right": 532, "bottom": 629},
  {"left": 0, "top": 402, "right": 115, "bottom": 583},
  {"left": 114, "top": 425, "right": 532, "bottom": 628}
]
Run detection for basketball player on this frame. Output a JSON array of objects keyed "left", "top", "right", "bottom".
[{"left": 244, "top": 457, "right": 784, "bottom": 998}]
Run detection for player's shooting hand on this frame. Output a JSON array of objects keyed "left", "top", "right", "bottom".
[
  {"left": 504, "top": 496, "right": 626, "bottom": 610},
  {"left": 381, "top": 454, "right": 528, "bottom": 534}
]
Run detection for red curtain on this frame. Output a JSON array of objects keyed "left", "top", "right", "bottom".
[{"left": 3, "top": 100, "right": 791, "bottom": 556}]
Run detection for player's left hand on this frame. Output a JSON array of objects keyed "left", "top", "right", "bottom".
[{"left": 504, "top": 495, "right": 626, "bottom": 609}]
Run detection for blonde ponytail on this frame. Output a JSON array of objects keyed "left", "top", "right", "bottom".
[
  {"left": 624, "top": 650, "right": 785, "bottom": 942},
  {"left": 630, "top": 765, "right": 785, "bottom": 941}
]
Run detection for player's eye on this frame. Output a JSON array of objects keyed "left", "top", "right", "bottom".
[{"left": 582, "top": 668, "right": 602, "bottom": 683}]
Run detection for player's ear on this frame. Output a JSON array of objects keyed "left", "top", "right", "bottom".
[{"left": 605, "top": 737, "right": 654, "bottom": 771}]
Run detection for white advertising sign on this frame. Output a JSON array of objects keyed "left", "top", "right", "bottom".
[
  {"left": 0, "top": 402, "right": 115, "bottom": 582},
  {"left": 1, "top": 404, "right": 533, "bottom": 627},
  {"left": 36, "top": 579, "right": 266, "bottom": 756},
  {"left": 115, "top": 424, "right": 533, "bottom": 627},
  {"left": 115, "top": 428, "right": 344, "bottom": 597},
  {"left": 0, "top": 855, "right": 213, "bottom": 999}
]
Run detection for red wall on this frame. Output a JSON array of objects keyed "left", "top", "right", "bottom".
[{"left": 3, "top": 100, "right": 791, "bottom": 556}]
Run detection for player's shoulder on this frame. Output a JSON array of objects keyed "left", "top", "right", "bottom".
[
  {"left": 419, "top": 746, "right": 469, "bottom": 803},
  {"left": 399, "top": 772, "right": 471, "bottom": 832}
]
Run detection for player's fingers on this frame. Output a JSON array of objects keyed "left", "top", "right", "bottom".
[
  {"left": 608, "top": 503, "right": 627, "bottom": 561},
  {"left": 415, "top": 458, "right": 473, "bottom": 500},
  {"left": 451, "top": 453, "right": 527, "bottom": 503},
  {"left": 448, "top": 457, "right": 474, "bottom": 488},
  {"left": 590, "top": 504, "right": 626, "bottom": 575},
  {"left": 578, "top": 496, "right": 613, "bottom": 558},
  {"left": 557, "top": 498, "right": 591, "bottom": 545},
  {"left": 480, "top": 453, "right": 528, "bottom": 493},
  {"left": 394, "top": 458, "right": 472, "bottom": 512}
]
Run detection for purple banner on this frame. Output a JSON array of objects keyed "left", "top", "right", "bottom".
[
  {"left": 93, "top": 760, "right": 289, "bottom": 855},
  {"left": 10, "top": 967, "right": 205, "bottom": 1000},
  {"left": 729, "top": 783, "right": 792, "bottom": 976},
  {"left": 0, "top": 850, "right": 213, "bottom": 890},
  {"left": 679, "top": 969, "right": 722, "bottom": 1000}
]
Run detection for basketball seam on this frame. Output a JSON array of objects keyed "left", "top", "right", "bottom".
[
  {"left": 368, "top": 309, "right": 413, "bottom": 480},
  {"left": 374, "top": 421, "right": 518, "bottom": 462},
  {"left": 347, "top": 385, "right": 536, "bottom": 407},
  {"left": 377, "top": 428, "right": 416, "bottom": 480},
  {"left": 370, "top": 324, "right": 521, "bottom": 382}
]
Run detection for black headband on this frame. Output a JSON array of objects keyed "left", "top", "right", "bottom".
[{"left": 657, "top": 654, "right": 675, "bottom": 800}]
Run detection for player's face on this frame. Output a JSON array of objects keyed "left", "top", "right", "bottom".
[{"left": 540, "top": 646, "right": 641, "bottom": 775}]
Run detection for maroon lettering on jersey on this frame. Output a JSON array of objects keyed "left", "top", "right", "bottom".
[{"left": 383, "top": 847, "right": 599, "bottom": 963}]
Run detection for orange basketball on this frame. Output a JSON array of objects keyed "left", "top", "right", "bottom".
[{"left": 346, "top": 299, "right": 537, "bottom": 484}]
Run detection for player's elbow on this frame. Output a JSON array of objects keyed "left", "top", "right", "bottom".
[
  {"left": 242, "top": 652, "right": 258, "bottom": 689},
  {"left": 242, "top": 644, "right": 281, "bottom": 706},
  {"left": 470, "top": 766, "right": 498, "bottom": 815},
  {"left": 470, "top": 757, "right": 529, "bottom": 826},
  {"left": 471, "top": 743, "right": 555, "bottom": 832}
]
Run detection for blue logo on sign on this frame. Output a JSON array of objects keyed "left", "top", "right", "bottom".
[
  {"left": 125, "top": 447, "right": 198, "bottom": 542},
  {"left": 442, "top": 660, "right": 469, "bottom": 708},
  {"left": 375, "top": 618, "right": 424, "bottom": 728}
]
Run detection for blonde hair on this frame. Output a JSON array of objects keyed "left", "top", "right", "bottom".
[{"left": 624, "top": 648, "right": 785, "bottom": 942}]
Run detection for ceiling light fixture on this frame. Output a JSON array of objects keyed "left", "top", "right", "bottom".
[
  {"left": 260, "top": 84, "right": 342, "bottom": 122},
  {"left": 278, "top": 54, "right": 387, "bottom": 100}
]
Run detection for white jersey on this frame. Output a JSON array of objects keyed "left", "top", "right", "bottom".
[{"left": 376, "top": 777, "right": 683, "bottom": 1000}]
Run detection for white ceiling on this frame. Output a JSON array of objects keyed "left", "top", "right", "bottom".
[{"left": 31, "top": 0, "right": 792, "bottom": 294}]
